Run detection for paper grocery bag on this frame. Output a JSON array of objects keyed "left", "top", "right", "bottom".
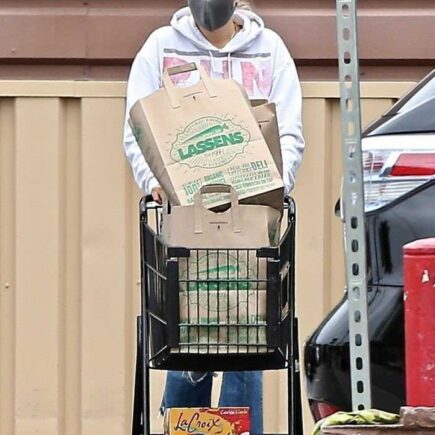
[
  {"left": 161, "top": 184, "right": 281, "bottom": 251},
  {"left": 178, "top": 289, "right": 268, "bottom": 352},
  {"left": 129, "top": 62, "right": 283, "bottom": 211},
  {"left": 251, "top": 100, "right": 282, "bottom": 177},
  {"left": 243, "top": 100, "right": 284, "bottom": 209},
  {"left": 161, "top": 185, "right": 281, "bottom": 352},
  {"left": 161, "top": 185, "right": 281, "bottom": 291}
]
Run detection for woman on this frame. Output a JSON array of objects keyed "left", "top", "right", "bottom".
[{"left": 123, "top": 1, "right": 304, "bottom": 433}]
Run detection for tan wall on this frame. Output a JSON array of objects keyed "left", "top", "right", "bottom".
[{"left": 0, "top": 80, "right": 414, "bottom": 435}]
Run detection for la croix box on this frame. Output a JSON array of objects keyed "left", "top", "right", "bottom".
[{"left": 164, "top": 407, "right": 250, "bottom": 435}]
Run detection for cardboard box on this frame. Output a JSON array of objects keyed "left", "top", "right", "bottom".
[
  {"left": 164, "top": 407, "right": 250, "bottom": 435},
  {"left": 129, "top": 63, "right": 283, "bottom": 210}
]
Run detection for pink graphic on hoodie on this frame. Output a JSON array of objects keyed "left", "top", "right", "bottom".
[
  {"left": 162, "top": 57, "right": 225, "bottom": 84},
  {"left": 163, "top": 55, "right": 272, "bottom": 98},
  {"left": 241, "top": 60, "right": 273, "bottom": 97},
  {"left": 162, "top": 56, "right": 190, "bottom": 84}
]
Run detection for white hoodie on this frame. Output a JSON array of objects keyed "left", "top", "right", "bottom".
[{"left": 124, "top": 7, "right": 305, "bottom": 195}]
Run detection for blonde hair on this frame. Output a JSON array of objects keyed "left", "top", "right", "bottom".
[{"left": 236, "top": 0, "right": 253, "bottom": 11}]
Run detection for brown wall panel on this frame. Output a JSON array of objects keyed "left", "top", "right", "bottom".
[
  {"left": 80, "top": 97, "right": 131, "bottom": 434},
  {"left": 0, "top": 1, "right": 434, "bottom": 80},
  {"left": 14, "top": 97, "right": 62, "bottom": 435},
  {"left": 60, "top": 98, "right": 82, "bottom": 435},
  {"left": 0, "top": 97, "right": 16, "bottom": 435},
  {"left": 0, "top": 13, "right": 88, "bottom": 58}
]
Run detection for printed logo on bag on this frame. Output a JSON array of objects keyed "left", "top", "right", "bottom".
[
  {"left": 179, "top": 252, "right": 261, "bottom": 313},
  {"left": 132, "top": 124, "right": 143, "bottom": 144},
  {"left": 170, "top": 116, "right": 250, "bottom": 169},
  {"left": 184, "top": 252, "right": 253, "bottom": 292}
]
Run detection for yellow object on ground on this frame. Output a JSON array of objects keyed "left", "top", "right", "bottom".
[{"left": 312, "top": 409, "right": 400, "bottom": 435}]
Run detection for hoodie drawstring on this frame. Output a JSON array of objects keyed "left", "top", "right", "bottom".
[
  {"left": 208, "top": 50, "right": 233, "bottom": 79},
  {"left": 208, "top": 50, "right": 218, "bottom": 75},
  {"left": 227, "top": 52, "right": 233, "bottom": 79}
]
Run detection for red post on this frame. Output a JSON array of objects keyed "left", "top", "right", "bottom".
[{"left": 403, "top": 238, "right": 435, "bottom": 406}]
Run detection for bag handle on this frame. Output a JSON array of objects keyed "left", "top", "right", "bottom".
[
  {"left": 193, "top": 184, "right": 241, "bottom": 234},
  {"left": 165, "top": 63, "right": 199, "bottom": 77},
  {"left": 162, "top": 62, "right": 217, "bottom": 109}
]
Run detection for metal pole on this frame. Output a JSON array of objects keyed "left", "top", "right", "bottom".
[{"left": 336, "top": 0, "right": 372, "bottom": 410}]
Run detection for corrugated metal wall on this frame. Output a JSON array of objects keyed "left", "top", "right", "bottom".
[{"left": 0, "top": 80, "right": 413, "bottom": 435}]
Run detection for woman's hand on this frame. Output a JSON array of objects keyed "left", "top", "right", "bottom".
[{"left": 151, "top": 186, "right": 164, "bottom": 204}]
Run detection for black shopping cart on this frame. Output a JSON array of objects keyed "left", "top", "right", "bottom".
[{"left": 132, "top": 196, "right": 303, "bottom": 435}]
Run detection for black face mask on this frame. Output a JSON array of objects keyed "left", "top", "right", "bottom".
[{"left": 189, "top": 0, "right": 236, "bottom": 32}]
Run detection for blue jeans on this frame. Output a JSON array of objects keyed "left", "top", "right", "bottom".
[{"left": 161, "top": 370, "right": 263, "bottom": 434}]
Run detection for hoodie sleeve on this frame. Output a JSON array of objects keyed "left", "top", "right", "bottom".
[
  {"left": 123, "top": 32, "right": 161, "bottom": 195},
  {"left": 269, "top": 35, "right": 305, "bottom": 194}
]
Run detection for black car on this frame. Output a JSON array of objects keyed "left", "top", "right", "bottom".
[{"left": 304, "top": 69, "right": 435, "bottom": 422}]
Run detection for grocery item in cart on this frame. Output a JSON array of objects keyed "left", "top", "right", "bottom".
[
  {"left": 129, "top": 62, "right": 283, "bottom": 210},
  {"left": 162, "top": 184, "right": 281, "bottom": 245},
  {"left": 178, "top": 287, "right": 267, "bottom": 351},
  {"left": 164, "top": 407, "right": 250, "bottom": 435},
  {"left": 244, "top": 99, "right": 283, "bottom": 210},
  {"left": 251, "top": 99, "right": 282, "bottom": 177},
  {"left": 161, "top": 184, "right": 281, "bottom": 352}
]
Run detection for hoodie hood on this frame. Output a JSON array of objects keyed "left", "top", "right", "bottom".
[{"left": 170, "top": 6, "right": 264, "bottom": 53}]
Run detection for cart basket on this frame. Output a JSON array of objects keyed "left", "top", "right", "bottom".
[{"left": 139, "top": 197, "right": 296, "bottom": 372}]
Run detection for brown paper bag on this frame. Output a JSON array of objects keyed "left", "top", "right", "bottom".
[
  {"left": 162, "top": 184, "right": 281, "bottom": 292},
  {"left": 242, "top": 100, "right": 284, "bottom": 209},
  {"left": 251, "top": 100, "right": 282, "bottom": 177},
  {"left": 129, "top": 62, "right": 283, "bottom": 210},
  {"left": 162, "top": 184, "right": 281, "bottom": 250},
  {"left": 162, "top": 185, "right": 280, "bottom": 353},
  {"left": 179, "top": 290, "right": 267, "bottom": 352}
]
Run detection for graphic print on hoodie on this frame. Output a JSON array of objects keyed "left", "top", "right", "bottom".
[
  {"left": 124, "top": 7, "right": 305, "bottom": 196},
  {"left": 163, "top": 52, "right": 273, "bottom": 98}
]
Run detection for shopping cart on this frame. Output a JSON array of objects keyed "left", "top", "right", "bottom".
[{"left": 131, "top": 195, "right": 303, "bottom": 435}]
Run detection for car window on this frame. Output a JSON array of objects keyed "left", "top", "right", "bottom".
[
  {"left": 364, "top": 70, "right": 435, "bottom": 137},
  {"left": 398, "top": 76, "right": 435, "bottom": 114},
  {"left": 371, "top": 97, "right": 435, "bottom": 135}
]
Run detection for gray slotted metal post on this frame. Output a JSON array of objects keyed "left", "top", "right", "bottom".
[{"left": 336, "top": 0, "right": 372, "bottom": 410}]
